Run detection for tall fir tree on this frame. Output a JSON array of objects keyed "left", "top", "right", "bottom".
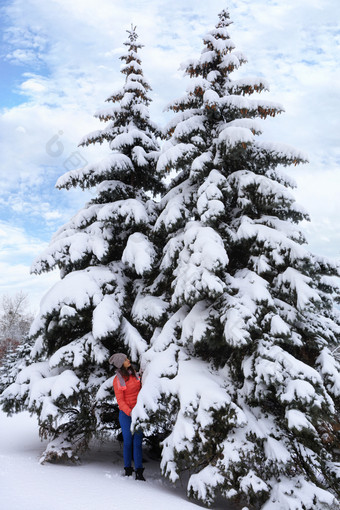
[
  {"left": 132, "top": 10, "right": 340, "bottom": 509},
  {"left": 1, "top": 26, "right": 162, "bottom": 462}
]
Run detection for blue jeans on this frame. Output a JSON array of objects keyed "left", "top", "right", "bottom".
[{"left": 119, "top": 410, "right": 143, "bottom": 469}]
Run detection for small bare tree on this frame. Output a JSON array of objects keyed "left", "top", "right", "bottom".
[{"left": 0, "top": 292, "right": 34, "bottom": 364}]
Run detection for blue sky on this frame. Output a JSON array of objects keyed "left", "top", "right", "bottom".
[
  {"left": 0, "top": 61, "right": 23, "bottom": 108},
  {"left": 0, "top": 0, "right": 339, "bottom": 310}
]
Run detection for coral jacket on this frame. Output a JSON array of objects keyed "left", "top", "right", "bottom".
[{"left": 113, "top": 374, "right": 141, "bottom": 416}]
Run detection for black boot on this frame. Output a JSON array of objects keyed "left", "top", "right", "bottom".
[
  {"left": 135, "top": 468, "right": 145, "bottom": 481},
  {"left": 124, "top": 467, "right": 134, "bottom": 476}
]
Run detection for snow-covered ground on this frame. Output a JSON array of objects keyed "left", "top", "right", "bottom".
[{"left": 0, "top": 410, "right": 234, "bottom": 510}]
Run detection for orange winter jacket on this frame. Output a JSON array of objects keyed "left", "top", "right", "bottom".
[{"left": 113, "top": 373, "right": 141, "bottom": 416}]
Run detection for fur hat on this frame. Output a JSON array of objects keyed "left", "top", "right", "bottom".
[{"left": 109, "top": 353, "right": 127, "bottom": 368}]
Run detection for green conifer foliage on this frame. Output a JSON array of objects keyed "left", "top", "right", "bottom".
[
  {"left": 1, "top": 27, "right": 161, "bottom": 462},
  {"left": 132, "top": 10, "right": 340, "bottom": 509}
]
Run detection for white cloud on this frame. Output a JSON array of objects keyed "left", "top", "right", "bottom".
[
  {"left": 0, "top": 261, "right": 59, "bottom": 313},
  {"left": 0, "top": 101, "right": 101, "bottom": 192},
  {"left": 0, "top": 222, "right": 42, "bottom": 258},
  {"left": 291, "top": 167, "right": 340, "bottom": 258},
  {"left": 0, "top": 221, "right": 59, "bottom": 311},
  {"left": 20, "top": 75, "right": 49, "bottom": 94}
]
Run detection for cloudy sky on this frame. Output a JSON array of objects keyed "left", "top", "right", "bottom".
[{"left": 0, "top": 0, "right": 339, "bottom": 311}]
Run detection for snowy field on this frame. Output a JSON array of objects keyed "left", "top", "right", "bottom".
[{"left": 0, "top": 410, "right": 236, "bottom": 510}]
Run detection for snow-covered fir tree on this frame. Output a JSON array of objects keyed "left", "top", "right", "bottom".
[
  {"left": 0, "top": 26, "right": 162, "bottom": 462},
  {"left": 132, "top": 10, "right": 340, "bottom": 509}
]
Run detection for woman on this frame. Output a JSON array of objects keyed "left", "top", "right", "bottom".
[{"left": 109, "top": 352, "right": 145, "bottom": 481}]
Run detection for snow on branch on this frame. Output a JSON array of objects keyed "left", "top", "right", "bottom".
[
  {"left": 236, "top": 216, "right": 310, "bottom": 266},
  {"left": 171, "top": 221, "right": 228, "bottom": 305},
  {"left": 122, "top": 232, "right": 156, "bottom": 275},
  {"left": 154, "top": 182, "right": 193, "bottom": 233},
  {"left": 256, "top": 141, "right": 308, "bottom": 164},
  {"left": 180, "top": 300, "right": 215, "bottom": 346},
  {"left": 31, "top": 223, "right": 111, "bottom": 274},
  {"left": 121, "top": 318, "right": 148, "bottom": 362},
  {"left": 97, "top": 198, "right": 149, "bottom": 225},
  {"left": 172, "top": 115, "right": 206, "bottom": 139},
  {"left": 316, "top": 347, "right": 340, "bottom": 396},
  {"left": 132, "top": 294, "right": 169, "bottom": 328},
  {"left": 220, "top": 95, "right": 285, "bottom": 118},
  {"left": 49, "top": 333, "right": 109, "bottom": 368},
  {"left": 56, "top": 154, "right": 133, "bottom": 190},
  {"left": 227, "top": 77, "right": 270, "bottom": 95},
  {"left": 109, "top": 129, "right": 156, "bottom": 151},
  {"left": 276, "top": 267, "right": 321, "bottom": 310},
  {"left": 92, "top": 294, "right": 123, "bottom": 339},
  {"left": 217, "top": 125, "right": 254, "bottom": 148},
  {"left": 30, "top": 264, "right": 127, "bottom": 338},
  {"left": 203, "top": 32, "right": 235, "bottom": 53},
  {"left": 157, "top": 142, "right": 197, "bottom": 173},
  {"left": 262, "top": 477, "right": 336, "bottom": 510},
  {"left": 285, "top": 409, "right": 317, "bottom": 433}
]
